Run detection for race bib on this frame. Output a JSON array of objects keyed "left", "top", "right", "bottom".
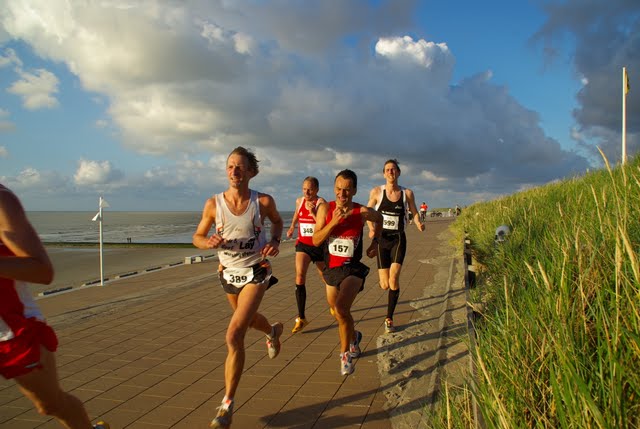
[
  {"left": 223, "top": 267, "right": 254, "bottom": 287},
  {"left": 300, "top": 222, "right": 315, "bottom": 237},
  {"left": 382, "top": 214, "right": 400, "bottom": 230},
  {"left": 328, "top": 237, "right": 354, "bottom": 257}
]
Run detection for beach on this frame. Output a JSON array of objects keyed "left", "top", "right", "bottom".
[{"left": 38, "top": 240, "right": 298, "bottom": 297}]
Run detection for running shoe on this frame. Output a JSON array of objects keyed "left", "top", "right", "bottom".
[
  {"left": 210, "top": 399, "right": 233, "bottom": 428},
  {"left": 349, "top": 330, "right": 362, "bottom": 358},
  {"left": 291, "top": 317, "right": 309, "bottom": 333},
  {"left": 384, "top": 318, "right": 396, "bottom": 333},
  {"left": 93, "top": 422, "right": 110, "bottom": 429},
  {"left": 266, "top": 322, "right": 283, "bottom": 359},
  {"left": 340, "top": 351, "right": 354, "bottom": 376}
]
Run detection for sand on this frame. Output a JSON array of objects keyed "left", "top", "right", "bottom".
[{"left": 37, "top": 239, "right": 298, "bottom": 297}]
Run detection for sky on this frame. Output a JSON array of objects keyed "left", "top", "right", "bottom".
[{"left": 0, "top": 0, "right": 638, "bottom": 212}]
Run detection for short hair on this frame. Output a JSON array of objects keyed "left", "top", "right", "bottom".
[
  {"left": 383, "top": 159, "right": 401, "bottom": 173},
  {"left": 303, "top": 176, "right": 319, "bottom": 189},
  {"left": 229, "top": 146, "right": 259, "bottom": 175},
  {"left": 335, "top": 169, "right": 357, "bottom": 189}
]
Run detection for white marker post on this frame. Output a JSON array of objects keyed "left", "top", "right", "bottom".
[{"left": 91, "top": 196, "right": 110, "bottom": 286}]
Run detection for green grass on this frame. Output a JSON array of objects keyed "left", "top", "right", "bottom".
[{"left": 434, "top": 154, "right": 640, "bottom": 428}]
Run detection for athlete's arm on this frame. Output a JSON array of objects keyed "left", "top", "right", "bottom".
[
  {"left": 312, "top": 201, "right": 339, "bottom": 247},
  {"left": 0, "top": 189, "right": 54, "bottom": 284},
  {"left": 286, "top": 197, "right": 302, "bottom": 238},
  {"left": 361, "top": 206, "right": 383, "bottom": 258},
  {"left": 405, "top": 189, "right": 425, "bottom": 232},
  {"left": 260, "top": 193, "right": 283, "bottom": 257},
  {"left": 366, "top": 187, "right": 380, "bottom": 238},
  {"left": 193, "top": 197, "right": 223, "bottom": 250}
]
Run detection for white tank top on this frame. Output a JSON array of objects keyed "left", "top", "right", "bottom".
[{"left": 214, "top": 190, "right": 267, "bottom": 268}]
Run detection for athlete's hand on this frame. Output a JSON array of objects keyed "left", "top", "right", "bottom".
[
  {"left": 417, "top": 222, "right": 425, "bottom": 232},
  {"left": 332, "top": 206, "right": 350, "bottom": 225},
  {"left": 262, "top": 240, "right": 280, "bottom": 257},
  {"left": 206, "top": 234, "right": 224, "bottom": 249},
  {"left": 286, "top": 227, "right": 294, "bottom": 238},
  {"left": 366, "top": 242, "right": 378, "bottom": 258}
]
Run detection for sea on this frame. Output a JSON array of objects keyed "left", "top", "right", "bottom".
[{"left": 27, "top": 211, "right": 296, "bottom": 244}]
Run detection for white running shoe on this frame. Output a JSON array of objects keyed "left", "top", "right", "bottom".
[{"left": 340, "top": 351, "right": 354, "bottom": 376}]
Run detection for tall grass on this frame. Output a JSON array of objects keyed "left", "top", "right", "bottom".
[{"left": 442, "top": 155, "right": 640, "bottom": 428}]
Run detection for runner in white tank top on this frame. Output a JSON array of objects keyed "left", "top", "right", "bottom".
[{"left": 192, "top": 147, "right": 284, "bottom": 428}]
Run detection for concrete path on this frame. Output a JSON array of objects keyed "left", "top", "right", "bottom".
[{"left": 0, "top": 218, "right": 467, "bottom": 429}]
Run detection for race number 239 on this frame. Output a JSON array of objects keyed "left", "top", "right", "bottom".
[{"left": 328, "top": 237, "right": 354, "bottom": 257}]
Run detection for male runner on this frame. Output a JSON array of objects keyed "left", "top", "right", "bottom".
[
  {"left": 0, "top": 184, "right": 109, "bottom": 429},
  {"left": 193, "top": 147, "right": 284, "bottom": 428},
  {"left": 286, "top": 177, "right": 326, "bottom": 333},
  {"left": 367, "top": 159, "right": 424, "bottom": 333},
  {"left": 313, "top": 169, "right": 382, "bottom": 375}
]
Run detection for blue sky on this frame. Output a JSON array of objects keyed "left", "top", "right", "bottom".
[{"left": 0, "top": 1, "right": 638, "bottom": 211}]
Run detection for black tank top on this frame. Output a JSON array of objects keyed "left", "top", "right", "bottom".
[{"left": 377, "top": 188, "right": 405, "bottom": 236}]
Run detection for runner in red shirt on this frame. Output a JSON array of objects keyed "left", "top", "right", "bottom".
[
  {"left": 286, "top": 177, "right": 327, "bottom": 333},
  {"left": 0, "top": 184, "right": 109, "bottom": 429},
  {"left": 312, "top": 169, "right": 382, "bottom": 376}
]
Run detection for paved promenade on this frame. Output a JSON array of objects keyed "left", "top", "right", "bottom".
[{"left": 0, "top": 218, "right": 467, "bottom": 429}]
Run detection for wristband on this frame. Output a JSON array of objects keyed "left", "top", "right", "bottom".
[{"left": 272, "top": 237, "right": 281, "bottom": 243}]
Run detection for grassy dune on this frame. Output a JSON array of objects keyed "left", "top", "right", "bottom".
[{"left": 436, "top": 154, "right": 639, "bottom": 428}]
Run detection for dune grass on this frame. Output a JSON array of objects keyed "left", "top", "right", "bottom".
[{"left": 434, "top": 154, "right": 640, "bottom": 428}]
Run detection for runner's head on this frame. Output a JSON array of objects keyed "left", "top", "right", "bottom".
[
  {"left": 302, "top": 176, "right": 319, "bottom": 201},
  {"left": 334, "top": 169, "right": 357, "bottom": 208},
  {"left": 383, "top": 159, "right": 401, "bottom": 182},
  {"left": 227, "top": 146, "right": 259, "bottom": 186}
]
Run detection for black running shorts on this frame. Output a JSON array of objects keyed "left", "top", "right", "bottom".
[
  {"left": 322, "top": 262, "right": 370, "bottom": 291},
  {"left": 376, "top": 232, "right": 407, "bottom": 269},
  {"left": 295, "top": 242, "right": 324, "bottom": 263}
]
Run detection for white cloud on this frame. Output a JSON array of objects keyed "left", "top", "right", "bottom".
[
  {"left": 74, "top": 159, "right": 123, "bottom": 186},
  {"left": 7, "top": 68, "right": 59, "bottom": 109},
  {"left": 0, "top": 146, "right": 7, "bottom": 158},
  {"left": 0, "top": 0, "right": 598, "bottom": 209}
]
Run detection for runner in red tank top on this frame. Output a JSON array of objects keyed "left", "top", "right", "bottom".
[
  {"left": 312, "top": 169, "right": 382, "bottom": 376},
  {"left": 0, "top": 184, "right": 109, "bottom": 429},
  {"left": 286, "top": 177, "right": 327, "bottom": 333}
]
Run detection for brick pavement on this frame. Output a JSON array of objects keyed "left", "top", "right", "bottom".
[{"left": 0, "top": 218, "right": 463, "bottom": 429}]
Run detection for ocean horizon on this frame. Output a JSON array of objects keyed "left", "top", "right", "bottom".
[{"left": 27, "top": 211, "right": 296, "bottom": 244}]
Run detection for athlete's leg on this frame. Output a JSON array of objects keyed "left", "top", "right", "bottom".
[
  {"left": 294, "top": 252, "right": 312, "bottom": 319},
  {"left": 224, "top": 283, "right": 267, "bottom": 399},
  {"left": 15, "top": 347, "right": 93, "bottom": 429},
  {"left": 333, "top": 277, "right": 362, "bottom": 354}
]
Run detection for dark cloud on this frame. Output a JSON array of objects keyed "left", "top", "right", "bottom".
[{"left": 532, "top": 0, "right": 640, "bottom": 162}]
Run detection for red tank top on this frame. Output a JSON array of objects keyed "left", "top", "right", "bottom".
[
  {"left": 296, "top": 198, "right": 319, "bottom": 246},
  {"left": 324, "top": 202, "right": 364, "bottom": 268}
]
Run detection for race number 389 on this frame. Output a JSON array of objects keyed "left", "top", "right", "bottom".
[
  {"left": 328, "top": 237, "right": 354, "bottom": 257},
  {"left": 223, "top": 267, "right": 254, "bottom": 287}
]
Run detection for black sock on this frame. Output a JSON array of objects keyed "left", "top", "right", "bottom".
[
  {"left": 387, "top": 289, "right": 400, "bottom": 320},
  {"left": 295, "top": 284, "right": 306, "bottom": 319}
]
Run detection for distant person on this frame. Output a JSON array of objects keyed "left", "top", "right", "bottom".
[
  {"left": 455, "top": 205, "right": 461, "bottom": 216},
  {"left": 192, "top": 147, "right": 284, "bottom": 428},
  {"left": 419, "top": 202, "right": 428, "bottom": 222},
  {"left": 313, "top": 169, "right": 382, "bottom": 376},
  {"left": 286, "top": 177, "right": 327, "bottom": 333},
  {"left": 367, "top": 159, "right": 424, "bottom": 333},
  {"left": 0, "top": 184, "right": 110, "bottom": 429}
]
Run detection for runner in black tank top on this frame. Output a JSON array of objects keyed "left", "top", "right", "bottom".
[{"left": 367, "top": 159, "right": 424, "bottom": 333}]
